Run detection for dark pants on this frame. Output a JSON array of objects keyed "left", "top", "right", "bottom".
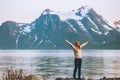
[{"left": 73, "top": 58, "right": 82, "bottom": 79}]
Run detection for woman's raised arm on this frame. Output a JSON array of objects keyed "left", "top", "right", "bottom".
[
  {"left": 65, "top": 39, "right": 76, "bottom": 49},
  {"left": 80, "top": 42, "right": 88, "bottom": 48}
]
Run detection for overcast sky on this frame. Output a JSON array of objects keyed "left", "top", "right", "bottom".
[{"left": 0, "top": 0, "right": 120, "bottom": 24}]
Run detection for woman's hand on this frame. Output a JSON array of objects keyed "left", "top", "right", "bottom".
[{"left": 65, "top": 39, "right": 69, "bottom": 43}]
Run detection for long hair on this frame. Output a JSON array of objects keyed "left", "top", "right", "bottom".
[{"left": 75, "top": 41, "right": 80, "bottom": 49}]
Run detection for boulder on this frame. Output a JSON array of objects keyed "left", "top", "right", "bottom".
[
  {"left": 24, "top": 75, "right": 39, "bottom": 80},
  {"left": 55, "top": 77, "right": 65, "bottom": 80}
]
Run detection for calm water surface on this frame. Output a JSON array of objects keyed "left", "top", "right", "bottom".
[{"left": 0, "top": 50, "right": 120, "bottom": 79}]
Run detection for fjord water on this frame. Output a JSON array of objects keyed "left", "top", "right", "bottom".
[{"left": 0, "top": 50, "right": 120, "bottom": 79}]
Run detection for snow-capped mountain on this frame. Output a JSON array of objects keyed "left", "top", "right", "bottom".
[{"left": 0, "top": 6, "right": 120, "bottom": 49}]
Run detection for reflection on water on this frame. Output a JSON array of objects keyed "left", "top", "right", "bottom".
[{"left": 0, "top": 50, "right": 120, "bottom": 79}]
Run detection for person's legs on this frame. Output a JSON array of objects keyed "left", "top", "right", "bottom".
[
  {"left": 78, "top": 59, "right": 82, "bottom": 79},
  {"left": 73, "top": 59, "right": 78, "bottom": 78}
]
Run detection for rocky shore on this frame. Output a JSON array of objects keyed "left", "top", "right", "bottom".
[
  {"left": 55, "top": 77, "right": 120, "bottom": 80},
  {"left": 1, "top": 67, "right": 120, "bottom": 80}
]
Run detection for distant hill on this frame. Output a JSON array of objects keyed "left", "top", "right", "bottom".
[{"left": 0, "top": 6, "right": 120, "bottom": 49}]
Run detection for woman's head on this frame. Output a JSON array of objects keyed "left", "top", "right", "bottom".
[{"left": 75, "top": 41, "right": 80, "bottom": 49}]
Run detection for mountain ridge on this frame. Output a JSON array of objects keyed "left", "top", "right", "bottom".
[{"left": 0, "top": 6, "right": 120, "bottom": 49}]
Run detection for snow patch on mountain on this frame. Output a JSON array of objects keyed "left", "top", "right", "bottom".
[
  {"left": 103, "top": 25, "right": 112, "bottom": 31},
  {"left": 91, "top": 28, "right": 102, "bottom": 35},
  {"left": 18, "top": 23, "right": 25, "bottom": 26},
  {"left": 87, "top": 15, "right": 99, "bottom": 30},
  {"left": 104, "top": 31, "right": 109, "bottom": 35},
  {"left": 65, "top": 20, "right": 77, "bottom": 32},
  {"left": 23, "top": 25, "right": 31, "bottom": 33},
  {"left": 42, "top": 10, "right": 81, "bottom": 21},
  {"left": 16, "top": 35, "right": 20, "bottom": 49},
  {"left": 77, "top": 21, "right": 87, "bottom": 31},
  {"left": 109, "top": 23, "right": 120, "bottom": 32},
  {"left": 34, "top": 39, "right": 43, "bottom": 48}
]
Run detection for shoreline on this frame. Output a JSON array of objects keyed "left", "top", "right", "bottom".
[
  {"left": 55, "top": 76, "right": 120, "bottom": 80},
  {"left": 1, "top": 66, "right": 120, "bottom": 80}
]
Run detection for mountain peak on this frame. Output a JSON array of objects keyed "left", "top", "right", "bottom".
[
  {"left": 75, "top": 5, "right": 92, "bottom": 17},
  {"left": 78, "top": 5, "right": 90, "bottom": 10},
  {"left": 114, "top": 20, "right": 120, "bottom": 26},
  {"left": 41, "top": 9, "right": 53, "bottom": 15}
]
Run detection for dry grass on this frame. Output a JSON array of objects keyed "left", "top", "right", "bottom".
[
  {"left": 2, "top": 66, "right": 25, "bottom": 80},
  {"left": 2, "top": 66, "right": 48, "bottom": 80}
]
